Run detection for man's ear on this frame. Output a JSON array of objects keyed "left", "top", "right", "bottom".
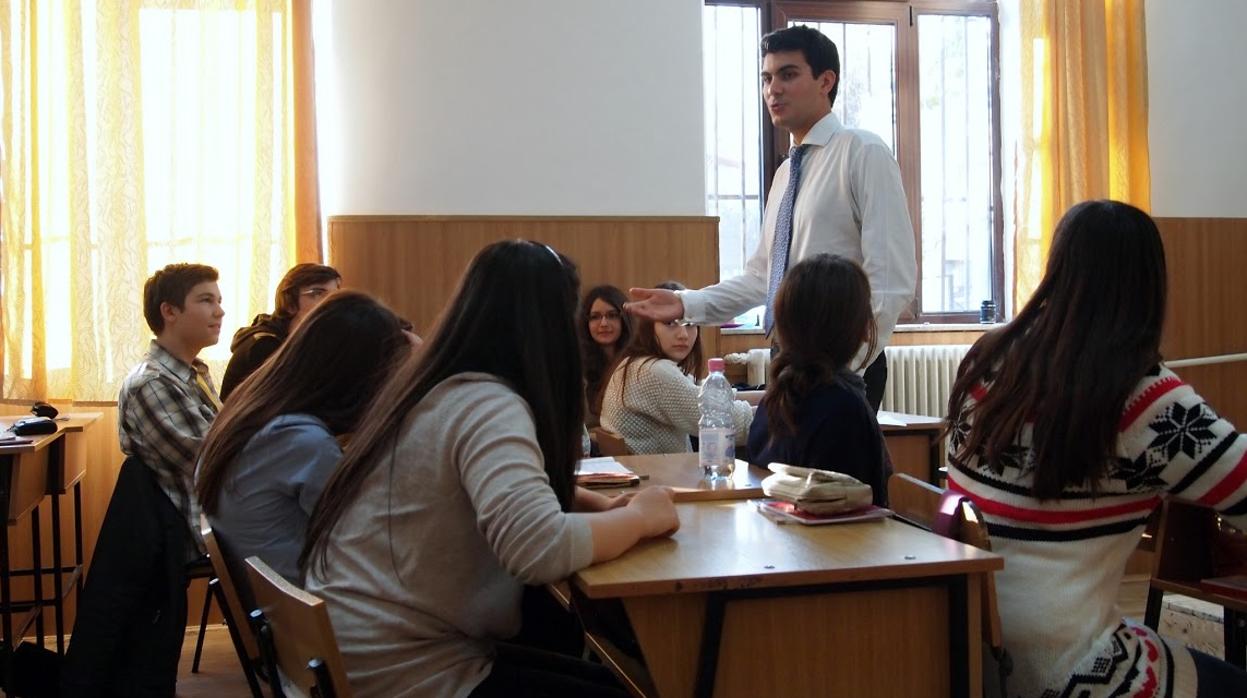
[
  {"left": 819, "top": 70, "right": 837, "bottom": 97},
  {"left": 160, "top": 301, "right": 181, "bottom": 326}
]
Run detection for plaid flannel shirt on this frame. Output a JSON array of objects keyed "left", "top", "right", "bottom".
[{"left": 118, "top": 340, "right": 219, "bottom": 553}]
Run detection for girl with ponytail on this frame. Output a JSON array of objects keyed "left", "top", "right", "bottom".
[{"left": 748, "top": 253, "right": 889, "bottom": 505}]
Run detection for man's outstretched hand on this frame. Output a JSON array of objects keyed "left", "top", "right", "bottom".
[{"left": 624, "top": 288, "right": 685, "bottom": 322}]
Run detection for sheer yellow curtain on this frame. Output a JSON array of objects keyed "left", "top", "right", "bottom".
[
  {"left": 1015, "top": 0, "right": 1150, "bottom": 305},
  {"left": 0, "top": 0, "right": 320, "bottom": 401}
]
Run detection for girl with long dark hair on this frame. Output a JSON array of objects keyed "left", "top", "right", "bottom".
[
  {"left": 578, "top": 285, "right": 632, "bottom": 427},
  {"left": 600, "top": 281, "right": 752, "bottom": 454},
  {"left": 302, "top": 240, "right": 678, "bottom": 697},
  {"left": 196, "top": 291, "right": 410, "bottom": 584},
  {"left": 748, "top": 254, "right": 888, "bottom": 505},
  {"left": 945, "top": 200, "right": 1247, "bottom": 696}
]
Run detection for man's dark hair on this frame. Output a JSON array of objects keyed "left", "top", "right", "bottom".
[
  {"left": 143, "top": 263, "right": 220, "bottom": 334},
  {"left": 761, "top": 25, "right": 841, "bottom": 108}
]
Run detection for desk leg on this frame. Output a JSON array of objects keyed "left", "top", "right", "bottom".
[
  {"left": 1, "top": 455, "right": 13, "bottom": 689},
  {"left": 73, "top": 482, "right": 83, "bottom": 596},
  {"left": 950, "top": 574, "right": 972, "bottom": 698},
  {"left": 693, "top": 593, "right": 728, "bottom": 698},
  {"left": 50, "top": 491, "right": 63, "bottom": 655},
  {"left": 29, "top": 505, "right": 43, "bottom": 649},
  {"left": 1226, "top": 609, "right": 1246, "bottom": 670}
]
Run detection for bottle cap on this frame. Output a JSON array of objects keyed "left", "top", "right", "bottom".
[{"left": 707, "top": 358, "right": 725, "bottom": 372}]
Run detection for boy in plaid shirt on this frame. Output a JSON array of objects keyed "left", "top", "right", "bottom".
[{"left": 118, "top": 263, "right": 224, "bottom": 553}]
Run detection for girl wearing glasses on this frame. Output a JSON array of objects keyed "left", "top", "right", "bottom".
[
  {"left": 601, "top": 281, "right": 752, "bottom": 454},
  {"left": 220, "top": 263, "right": 342, "bottom": 400},
  {"left": 577, "top": 285, "right": 632, "bottom": 427}
]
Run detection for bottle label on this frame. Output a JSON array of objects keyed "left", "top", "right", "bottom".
[{"left": 698, "top": 427, "right": 734, "bottom": 467}]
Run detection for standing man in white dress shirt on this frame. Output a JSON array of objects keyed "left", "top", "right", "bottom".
[{"left": 627, "top": 25, "right": 915, "bottom": 410}]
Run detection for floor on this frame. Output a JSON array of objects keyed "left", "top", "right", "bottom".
[{"left": 175, "top": 625, "right": 251, "bottom": 698}]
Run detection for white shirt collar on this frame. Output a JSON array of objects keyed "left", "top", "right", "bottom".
[{"left": 799, "top": 111, "right": 844, "bottom": 149}]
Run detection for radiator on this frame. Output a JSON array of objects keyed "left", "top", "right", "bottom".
[{"left": 881, "top": 344, "right": 972, "bottom": 418}]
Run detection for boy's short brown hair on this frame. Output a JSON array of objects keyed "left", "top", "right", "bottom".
[{"left": 143, "top": 263, "right": 219, "bottom": 334}]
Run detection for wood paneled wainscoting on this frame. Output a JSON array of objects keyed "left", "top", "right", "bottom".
[
  {"left": 1157, "top": 217, "right": 1247, "bottom": 426},
  {"left": 328, "top": 215, "right": 722, "bottom": 348}
]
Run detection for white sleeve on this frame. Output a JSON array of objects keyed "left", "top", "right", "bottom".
[
  {"left": 680, "top": 162, "right": 789, "bottom": 324},
  {"left": 855, "top": 142, "right": 916, "bottom": 363}
]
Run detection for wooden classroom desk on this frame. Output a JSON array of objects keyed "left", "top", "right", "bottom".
[
  {"left": 594, "top": 453, "right": 768, "bottom": 502},
  {"left": 0, "top": 412, "right": 101, "bottom": 659},
  {"left": 572, "top": 500, "right": 1002, "bottom": 698},
  {"left": 879, "top": 411, "right": 945, "bottom": 484}
]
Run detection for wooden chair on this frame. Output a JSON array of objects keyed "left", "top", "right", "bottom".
[
  {"left": 201, "top": 523, "right": 265, "bottom": 697},
  {"left": 888, "top": 473, "right": 1010, "bottom": 697},
  {"left": 591, "top": 426, "right": 632, "bottom": 457},
  {"left": 245, "top": 556, "right": 353, "bottom": 698},
  {"left": 1144, "top": 499, "right": 1247, "bottom": 668}
]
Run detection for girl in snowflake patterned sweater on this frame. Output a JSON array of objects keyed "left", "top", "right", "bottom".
[{"left": 945, "top": 200, "right": 1247, "bottom": 698}]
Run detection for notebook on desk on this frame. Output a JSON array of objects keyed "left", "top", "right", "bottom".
[
  {"left": 576, "top": 457, "right": 641, "bottom": 488},
  {"left": 756, "top": 500, "right": 892, "bottom": 526}
]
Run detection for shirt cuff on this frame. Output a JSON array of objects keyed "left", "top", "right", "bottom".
[
  {"left": 565, "top": 513, "right": 596, "bottom": 571},
  {"left": 676, "top": 290, "right": 706, "bottom": 324}
]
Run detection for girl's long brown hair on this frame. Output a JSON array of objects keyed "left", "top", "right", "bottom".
[
  {"left": 763, "top": 254, "right": 876, "bottom": 439},
  {"left": 612, "top": 281, "right": 704, "bottom": 411},
  {"left": 945, "top": 200, "right": 1167, "bottom": 499},
  {"left": 302, "top": 240, "right": 584, "bottom": 576},
  {"left": 578, "top": 285, "right": 633, "bottom": 415},
  {"left": 196, "top": 291, "right": 409, "bottom": 515}
]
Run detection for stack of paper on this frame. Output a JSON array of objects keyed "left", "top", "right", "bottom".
[
  {"left": 756, "top": 500, "right": 892, "bottom": 526},
  {"left": 576, "top": 457, "right": 640, "bottom": 489}
]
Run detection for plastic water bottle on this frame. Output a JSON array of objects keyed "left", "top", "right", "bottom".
[{"left": 698, "top": 357, "right": 736, "bottom": 479}]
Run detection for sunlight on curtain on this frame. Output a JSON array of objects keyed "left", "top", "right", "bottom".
[
  {"left": 1014, "top": 0, "right": 1150, "bottom": 307},
  {"left": 1, "top": 0, "right": 319, "bottom": 401}
]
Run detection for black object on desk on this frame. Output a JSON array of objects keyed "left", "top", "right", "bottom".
[{"left": 10, "top": 418, "right": 57, "bottom": 436}]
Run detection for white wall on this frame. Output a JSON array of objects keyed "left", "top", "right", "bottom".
[
  {"left": 1146, "top": 0, "right": 1247, "bottom": 218},
  {"left": 315, "top": 0, "right": 706, "bottom": 217}
]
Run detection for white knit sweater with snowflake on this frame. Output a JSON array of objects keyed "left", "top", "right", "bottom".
[
  {"left": 600, "top": 357, "right": 752, "bottom": 455},
  {"left": 948, "top": 364, "right": 1247, "bottom": 698}
]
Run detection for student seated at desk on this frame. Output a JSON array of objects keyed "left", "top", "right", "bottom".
[
  {"left": 747, "top": 254, "right": 889, "bottom": 506},
  {"left": 65, "top": 263, "right": 223, "bottom": 696},
  {"left": 945, "top": 200, "right": 1247, "bottom": 697},
  {"left": 302, "top": 240, "right": 678, "bottom": 698},
  {"left": 117, "top": 262, "right": 225, "bottom": 553},
  {"left": 219, "top": 262, "right": 341, "bottom": 401},
  {"left": 195, "top": 291, "right": 410, "bottom": 588},
  {"left": 601, "top": 281, "right": 752, "bottom": 454},
  {"left": 578, "top": 284, "right": 632, "bottom": 428}
]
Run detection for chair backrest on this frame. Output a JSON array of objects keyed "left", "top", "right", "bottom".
[
  {"left": 245, "top": 556, "right": 353, "bottom": 698},
  {"left": 202, "top": 523, "right": 261, "bottom": 664},
  {"left": 591, "top": 426, "right": 633, "bottom": 457},
  {"left": 887, "top": 473, "right": 1003, "bottom": 651}
]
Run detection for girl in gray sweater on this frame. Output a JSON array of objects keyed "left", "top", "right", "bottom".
[{"left": 303, "top": 241, "right": 679, "bottom": 698}]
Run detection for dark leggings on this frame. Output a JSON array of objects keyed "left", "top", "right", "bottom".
[
  {"left": 468, "top": 643, "right": 629, "bottom": 698},
  {"left": 1191, "top": 648, "right": 1247, "bottom": 696}
]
